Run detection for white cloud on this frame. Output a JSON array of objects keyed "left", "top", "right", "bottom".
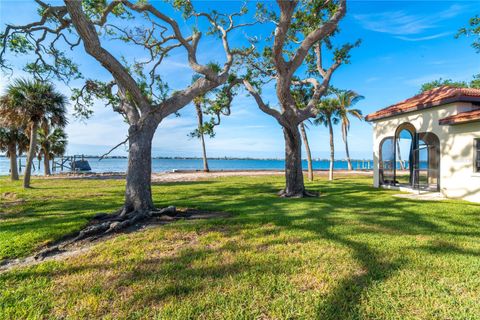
[
  {"left": 395, "top": 32, "right": 453, "bottom": 42},
  {"left": 160, "top": 116, "right": 197, "bottom": 130},
  {"left": 365, "top": 77, "right": 380, "bottom": 83},
  {"left": 354, "top": 11, "right": 436, "bottom": 35},
  {"left": 354, "top": 4, "right": 467, "bottom": 40},
  {"left": 427, "top": 60, "right": 449, "bottom": 66}
]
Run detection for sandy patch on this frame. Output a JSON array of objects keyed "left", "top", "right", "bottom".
[
  {"left": 37, "top": 170, "right": 372, "bottom": 183},
  {"left": 393, "top": 192, "right": 446, "bottom": 201}
]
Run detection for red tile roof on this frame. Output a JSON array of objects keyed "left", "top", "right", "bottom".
[
  {"left": 439, "top": 108, "right": 480, "bottom": 125},
  {"left": 365, "top": 86, "right": 480, "bottom": 121}
]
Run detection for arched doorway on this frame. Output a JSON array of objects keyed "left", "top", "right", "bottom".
[
  {"left": 414, "top": 132, "right": 440, "bottom": 191},
  {"left": 394, "top": 123, "right": 416, "bottom": 186},
  {"left": 379, "top": 123, "right": 440, "bottom": 191},
  {"left": 379, "top": 137, "right": 395, "bottom": 185}
]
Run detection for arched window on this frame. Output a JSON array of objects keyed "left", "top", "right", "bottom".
[
  {"left": 414, "top": 132, "right": 440, "bottom": 191},
  {"left": 394, "top": 123, "right": 416, "bottom": 186},
  {"left": 378, "top": 122, "right": 440, "bottom": 191},
  {"left": 380, "top": 137, "right": 395, "bottom": 185}
]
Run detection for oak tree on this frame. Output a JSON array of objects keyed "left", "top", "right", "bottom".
[
  {"left": 1, "top": 1, "right": 256, "bottom": 225},
  {"left": 242, "top": 0, "right": 358, "bottom": 197}
]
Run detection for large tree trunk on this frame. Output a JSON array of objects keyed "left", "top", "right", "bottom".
[
  {"left": 328, "top": 118, "right": 334, "bottom": 181},
  {"left": 195, "top": 103, "right": 209, "bottom": 172},
  {"left": 122, "top": 123, "right": 156, "bottom": 214},
  {"left": 24, "top": 122, "right": 38, "bottom": 188},
  {"left": 8, "top": 143, "right": 19, "bottom": 181},
  {"left": 299, "top": 122, "right": 313, "bottom": 181},
  {"left": 282, "top": 124, "right": 305, "bottom": 197},
  {"left": 43, "top": 151, "right": 51, "bottom": 176}
]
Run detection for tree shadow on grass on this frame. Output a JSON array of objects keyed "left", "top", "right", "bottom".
[
  {"left": 163, "top": 178, "right": 480, "bottom": 318},
  {"left": 2, "top": 177, "right": 480, "bottom": 317}
]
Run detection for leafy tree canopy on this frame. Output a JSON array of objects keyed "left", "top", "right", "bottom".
[{"left": 420, "top": 74, "right": 480, "bottom": 93}]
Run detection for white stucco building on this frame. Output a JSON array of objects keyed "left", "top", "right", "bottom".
[{"left": 366, "top": 86, "right": 480, "bottom": 203}]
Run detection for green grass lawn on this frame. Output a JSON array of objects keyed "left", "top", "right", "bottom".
[{"left": 1, "top": 175, "right": 480, "bottom": 319}]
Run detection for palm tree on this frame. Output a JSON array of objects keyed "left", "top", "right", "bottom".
[
  {"left": 335, "top": 90, "right": 364, "bottom": 170},
  {"left": 37, "top": 127, "right": 68, "bottom": 175},
  {"left": 1, "top": 79, "right": 67, "bottom": 187},
  {"left": 299, "top": 121, "right": 314, "bottom": 181},
  {"left": 315, "top": 98, "right": 340, "bottom": 181},
  {"left": 0, "top": 128, "right": 27, "bottom": 180}
]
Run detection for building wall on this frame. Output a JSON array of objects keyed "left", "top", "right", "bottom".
[{"left": 371, "top": 102, "right": 480, "bottom": 202}]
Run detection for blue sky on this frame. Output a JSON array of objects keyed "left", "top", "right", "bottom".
[{"left": 0, "top": 1, "right": 479, "bottom": 159}]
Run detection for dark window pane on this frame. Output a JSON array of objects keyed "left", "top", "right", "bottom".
[{"left": 476, "top": 139, "right": 480, "bottom": 172}]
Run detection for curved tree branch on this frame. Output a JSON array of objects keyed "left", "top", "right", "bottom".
[
  {"left": 243, "top": 79, "right": 286, "bottom": 126},
  {"left": 288, "top": 0, "right": 346, "bottom": 76},
  {"left": 65, "top": 0, "right": 150, "bottom": 114}
]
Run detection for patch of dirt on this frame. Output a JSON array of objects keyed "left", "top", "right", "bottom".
[
  {"left": 0, "top": 192, "right": 26, "bottom": 210},
  {"left": 0, "top": 208, "right": 231, "bottom": 273},
  {"left": 1, "top": 192, "right": 17, "bottom": 200}
]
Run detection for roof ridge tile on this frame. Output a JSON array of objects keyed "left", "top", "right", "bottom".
[{"left": 366, "top": 86, "right": 480, "bottom": 121}]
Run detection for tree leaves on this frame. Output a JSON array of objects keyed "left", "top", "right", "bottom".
[
  {"left": 456, "top": 15, "right": 480, "bottom": 53},
  {"left": 420, "top": 74, "right": 480, "bottom": 93}
]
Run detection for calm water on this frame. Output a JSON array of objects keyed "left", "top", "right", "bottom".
[{"left": 0, "top": 157, "right": 373, "bottom": 176}]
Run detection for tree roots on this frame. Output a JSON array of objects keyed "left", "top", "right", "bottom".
[
  {"left": 74, "top": 206, "right": 177, "bottom": 241},
  {"left": 277, "top": 189, "right": 320, "bottom": 198},
  {"left": 34, "top": 206, "right": 177, "bottom": 260}
]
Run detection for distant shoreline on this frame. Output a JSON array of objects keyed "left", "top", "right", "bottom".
[
  {"left": 0, "top": 155, "right": 374, "bottom": 161},
  {"left": 0, "top": 157, "right": 375, "bottom": 175}
]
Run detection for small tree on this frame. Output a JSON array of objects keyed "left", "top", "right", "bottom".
[
  {"left": 335, "top": 90, "right": 363, "bottom": 170},
  {"left": 38, "top": 127, "right": 68, "bottom": 176},
  {"left": 242, "top": 0, "right": 358, "bottom": 197},
  {"left": 418, "top": 18, "right": 480, "bottom": 94},
  {"left": 191, "top": 94, "right": 211, "bottom": 172},
  {"left": 420, "top": 75, "right": 480, "bottom": 93},
  {"left": 314, "top": 98, "right": 340, "bottom": 181},
  {"left": 299, "top": 122, "right": 314, "bottom": 181},
  {"left": 189, "top": 80, "right": 235, "bottom": 173},
  {"left": 0, "top": 79, "right": 67, "bottom": 187},
  {"left": 0, "top": 127, "right": 28, "bottom": 180}
]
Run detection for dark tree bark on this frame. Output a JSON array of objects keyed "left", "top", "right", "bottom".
[
  {"left": 122, "top": 122, "right": 156, "bottom": 214},
  {"left": 281, "top": 125, "right": 305, "bottom": 197},
  {"left": 327, "top": 117, "right": 335, "bottom": 181},
  {"left": 8, "top": 143, "right": 19, "bottom": 181},
  {"left": 299, "top": 122, "right": 313, "bottom": 181},
  {"left": 43, "top": 152, "right": 51, "bottom": 176},
  {"left": 24, "top": 122, "right": 38, "bottom": 188},
  {"left": 195, "top": 102, "right": 209, "bottom": 172}
]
